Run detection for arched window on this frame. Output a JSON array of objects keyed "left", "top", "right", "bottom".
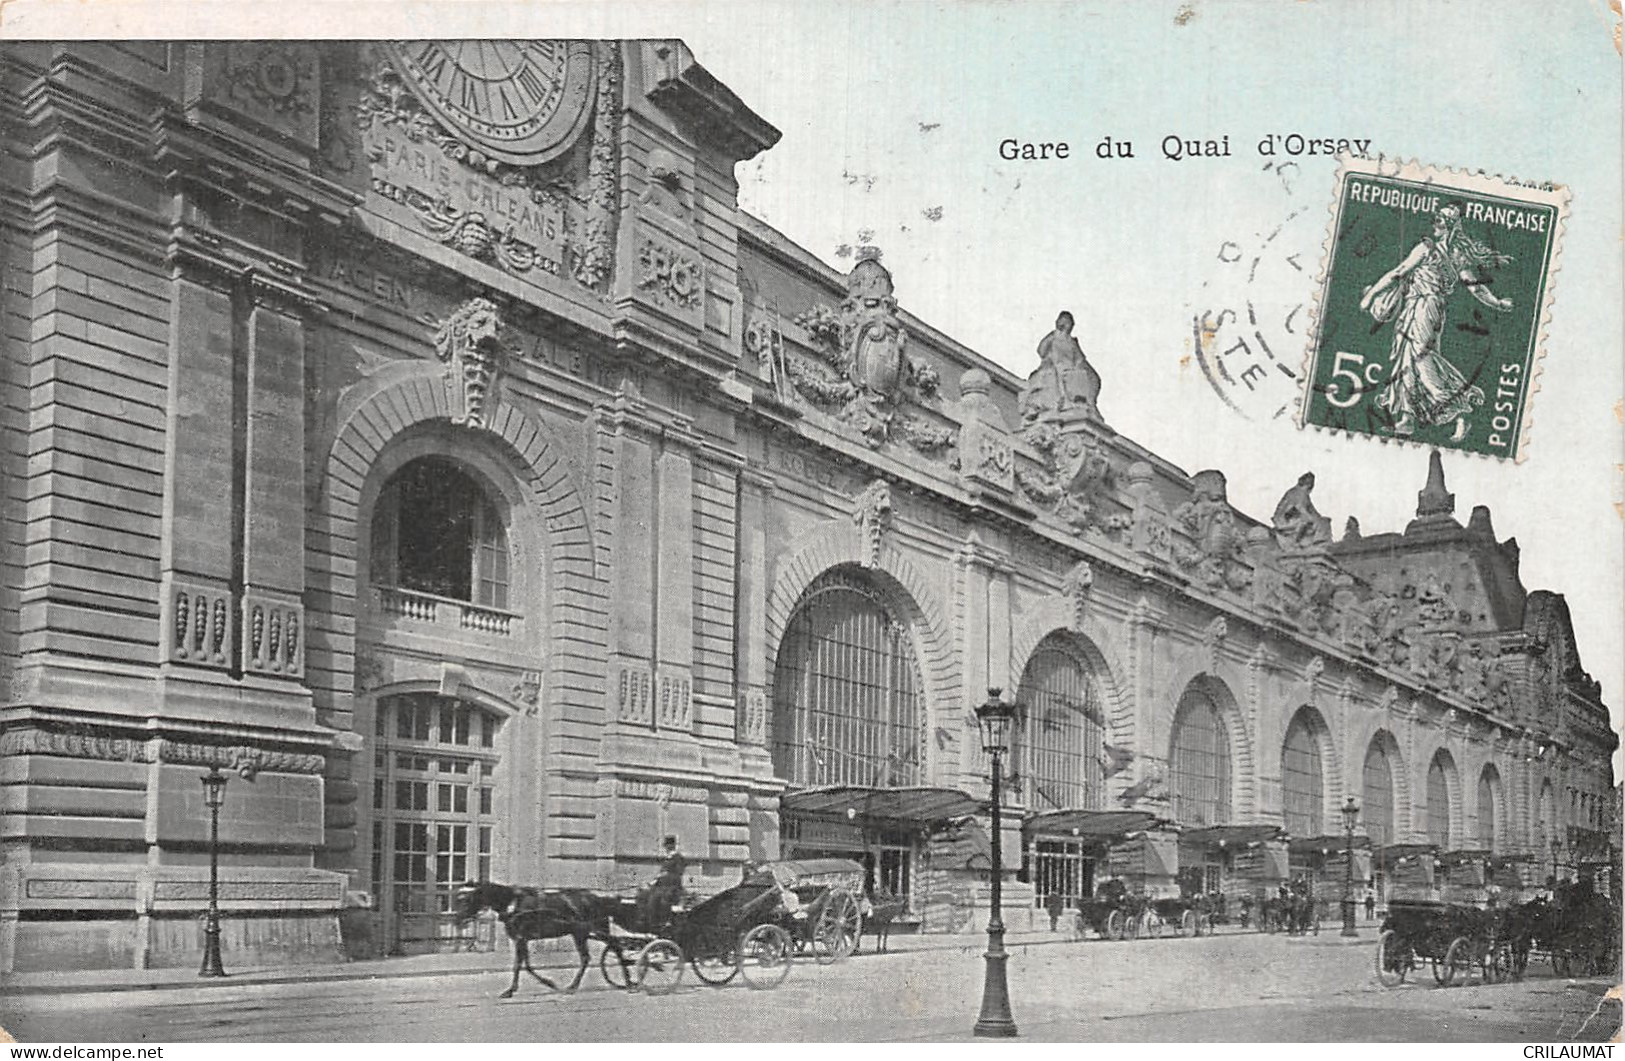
[
  {"left": 1426, "top": 752, "right": 1452, "bottom": 850},
  {"left": 771, "top": 570, "right": 924, "bottom": 788},
  {"left": 1169, "top": 686, "right": 1231, "bottom": 826},
  {"left": 1362, "top": 737, "right": 1395, "bottom": 848},
  {"left": 1478, "top": 766, "right": 1500, "bottom": 852},
  {"left": 371, "top": 692, "right": 503, "bottom": 931},
  {"left": 1537, "top": 780, "right": 1555, "bottom": 846},
  {"left": 1281, "top": 709, "right": 1324, "bottom": 836},
  {"left": 371, "top": 456, "right": 510, "bottom": 609},
  {"left": 1015, "top": 639, "right": 1105, "bottom": 811}
]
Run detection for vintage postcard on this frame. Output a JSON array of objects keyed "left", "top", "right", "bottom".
[{"left": 0, "top": 0, "right": 1619, "bottom": 1049}]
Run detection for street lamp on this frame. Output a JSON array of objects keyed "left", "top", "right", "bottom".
[
  {"left": 972, "top": 688, "right": 1019, "bottom": 1038},
  {"left": 200, "top": 766, "right": 229, "bottom": 978},
  {"left": 1340, "top": 796, "right": 1359, "bottom": 938}
]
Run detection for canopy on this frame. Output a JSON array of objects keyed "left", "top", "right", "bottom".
[
  {"left": 1375, "top": 843, "right": 1439, "bottom": 867},
  {"left": 1024, "top": 809, "right": 1162, "bottom": 841},
  {"left": 779, "top": 785, "right": 984, "bottom": 825},
  {"left": 1180, "top": 824, "right": 1285, "bottom": 849},
  {"left": 746, "top": 858, "right": 864, "bottom": 889},
  {"left": 1288, "top": 834, "right": 1372, "bottom": 856},
  {"left": 1437, "top": 848, "right": 1493, "bottom": 868}
]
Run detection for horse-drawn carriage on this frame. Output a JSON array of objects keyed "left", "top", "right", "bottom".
[
  {"left": 1520, "top": 882, "right": 1620, "bottom": 978},
  {"left": 599, "top": 857, "right": 866, "bottom": 994},
  {"left": 1376, "top": 898, "right": 1516, "bottom": 987},
  {"left": 1074, "top": 879, "right": 1209, "bottom": 940},
  {"left": 451, "top": 858, "right": 864, "bottom": 998}
]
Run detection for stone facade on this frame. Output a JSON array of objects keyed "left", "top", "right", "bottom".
[{"left": 0, "top": 40, "right": 1614, "bottom": 972}]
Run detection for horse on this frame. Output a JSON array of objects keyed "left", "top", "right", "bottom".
[
  {"left": 860, "top": 896, "right": 908, "bottom": 954},
  {"left": 451, "top": 880, "right": 623, "bottom": 998}
]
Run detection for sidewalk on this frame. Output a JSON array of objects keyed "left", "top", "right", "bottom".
[
  {"left": 0, "top": 920, "right": 1376, "bottom": 998},
  {"left": 0, "top": 924, "right": 1074, "bottom": 997}
]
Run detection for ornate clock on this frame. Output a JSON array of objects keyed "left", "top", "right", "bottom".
[{"left": 384, "top": 40, "right": 597, "bottom": 167}]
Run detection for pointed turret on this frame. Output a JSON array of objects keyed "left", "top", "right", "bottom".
[{"left": 1416, "top": 450, "right": 1454, "bottom": 520}]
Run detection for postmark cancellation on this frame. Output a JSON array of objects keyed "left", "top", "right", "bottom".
[{"left": 1297, "top": 156, "right": 1568, "bottom": 461}]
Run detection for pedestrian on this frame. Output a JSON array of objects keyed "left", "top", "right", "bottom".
[
  {"left": 1044, "top": 890, "right": 1066, "bottom": 932},
  {"left": 1364, "top": 888, "right": 1375, "bottom": 921}
]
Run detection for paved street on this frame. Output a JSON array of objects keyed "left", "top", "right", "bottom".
[{"left": 2, "top": 932, "right": 1618, "bottom": 1042}]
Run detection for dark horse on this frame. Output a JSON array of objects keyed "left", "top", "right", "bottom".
[{"left": 452, "top": 881, "right": 623, "bottom": 997}]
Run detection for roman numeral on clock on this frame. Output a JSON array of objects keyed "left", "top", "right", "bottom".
[
  {"left": 515, "top": 62, "right": 551, "bottom": 106},
  {"left": 415, "top": 42, "right": 451, "bottom": 88}
]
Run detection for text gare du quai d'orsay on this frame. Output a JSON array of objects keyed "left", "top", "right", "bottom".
[{"left": 999, "top": 132, "right": 1371, "bottom": 162}]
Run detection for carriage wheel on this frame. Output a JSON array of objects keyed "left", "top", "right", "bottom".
[
  {"left": 812, "top": 888, "right": 863, "bottom": 965},
  {"left": 690, "top": 952, "right": 740, "bottom": 987},
  {"left": 1179, "top": 909, "right": 1196, "bottom": 938},
  {"left": 599, "top": 941, "right": 637, "bottom": 989},
  {"left": 738, "top": 924, "right": 794, "bottom": 990},
  {"left": 1105, "top": 909, "right": 1125, "bottom": 941},
  {"left": 636, "top": 938, "right": 685, "bottom": 996},
  {"left": 1123, "top": 910, "right": 1140, "bottom": 941},
  {"left": 1432, "top": 937, "right": 1470, "bottom": 987},
  {"left": 1376, "top": 929, "right": 1409, "bottom": 987},
  {"left": 1140, "top": 911, "right": 1162, "bottom": 939}
]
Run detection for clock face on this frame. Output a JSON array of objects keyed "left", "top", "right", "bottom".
[{"left": 386, "top": 40, "right": 597, "bottom": 167}]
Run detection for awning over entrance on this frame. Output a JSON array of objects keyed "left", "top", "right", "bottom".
[
  {"left": 1436, "top": 848, "right": 1492, "bottom": 868},
  {"left": 1375, "top": 843, "right": 1438, "bottom": 867},
  {"left": 779, "top": 785, "right": 984, "bottom": 826},
  {"left": 1180, "top": 824, "right": 1285, "bottom": 849},
  {"left": 1024, "top": 809, "right": 1161, "bottom": 842},
  {"left": 1288, "top": 834, "right": 1372, "bottom": 857}
]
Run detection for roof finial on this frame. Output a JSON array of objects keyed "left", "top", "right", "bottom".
[{"left": 1416, "top": 449, "right": 1454, "bottom": 520}]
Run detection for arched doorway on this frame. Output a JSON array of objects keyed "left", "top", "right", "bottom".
[
  {"left": 1425, "top": 750, "right": 1455, "bottom": 850},
  {"left": 371, "top": 691, "right": 505, "bottom": 953},
  {"left": 1363, "top": 733, "right": 1398, "bottom": 904},
  {"left": 1015, "top": 633, "right": 1107, "bottom": 913},
  {"left": 1169, "top": 685, "right": 1232, "bottom": 827},
  {"left": 1281, "top": 708, "right": 1326, "bottom": 837},
  {"left": 1478, "top": 765, "right": 1502, "bottom": 852},
  {"left": 771, "top": 567, "right": 926, "bottom": 904}
]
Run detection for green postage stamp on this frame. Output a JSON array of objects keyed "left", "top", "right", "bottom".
[{"left": 1298, "top": 157, "right": 1569, "bottom": 461}]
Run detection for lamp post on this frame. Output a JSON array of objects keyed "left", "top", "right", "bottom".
[
  {"left": 1340, "top": 796, "right": 1359, "bottom": 938},
  {"left": 199, "top": 766, "right": 229, "bottom": 978},
  {"left": 972, "top": 688, "right": 1019, "bottom": 1038}
]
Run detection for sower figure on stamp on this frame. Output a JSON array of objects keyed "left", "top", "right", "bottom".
[
  {"left": 1359, "top": 201, "right": 1513, "bottom": 440},
  {"left": 1019, "top": 311, "right": 1103, "bottom": 423}
]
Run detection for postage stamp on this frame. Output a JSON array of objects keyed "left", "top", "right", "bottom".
[{"left": 1297, "top": 157, "right": 1569, "bottom": 461}]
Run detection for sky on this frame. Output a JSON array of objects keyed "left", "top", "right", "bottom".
[{"left": 6, "top": 0, "right": 1622, "bottom": 769}]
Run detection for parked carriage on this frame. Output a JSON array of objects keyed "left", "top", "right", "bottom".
[
  {"left": 1376, "top": 898, "right": 1515, "bottom": 987},
  {"left": 1522, "top": 883, "right": 1620, "bottom": 978},
  {"left": 1074, "top": 879, "right": 1209, "bottom": 940},
  {"left": 600, "top": 857, "right": 865, "bottom": 993}
]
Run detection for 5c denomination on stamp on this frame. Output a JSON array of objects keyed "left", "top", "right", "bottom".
[{"left": 1298, "top": 157, "right": 1568, "bottom": 461}]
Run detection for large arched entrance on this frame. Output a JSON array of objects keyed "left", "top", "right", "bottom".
[
  {"left": 1425, "top": 750, "right": 1457, "bottom": 850},
  {"left": 1015, "top": 632, "right": 1107, "bottom": 913},
  {"left": 771, "top": 566, "right": 928, "bottom": 903},
  {"left": 1363, "top": 732, "right": 1399, "bottom": 904},
  {"left": 1281, "top": 708, "right": 1327, "bottom": 837},
  {"left": 1169, "top": 684, "right": 1232, "bottom": 828}
]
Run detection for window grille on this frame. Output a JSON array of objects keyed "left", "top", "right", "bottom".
[
  {"left": 771, "top": 570, "right": 924, "bottom": 788},
  {"left": 1015, "top": 642, "right": 1104, "bottom": 811},
  {"left": 1281, "top": 711, "right": 1324, "bottom": 836},
  {"left": 1362, "top": 740, "right": 1395, "bottom": 848},
  {"left": 1169, "top": 688, "right": 1231, "bottom": 826},
  {"left": 1426, "top": 754, "right": 1451, "bottom": 850}
]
